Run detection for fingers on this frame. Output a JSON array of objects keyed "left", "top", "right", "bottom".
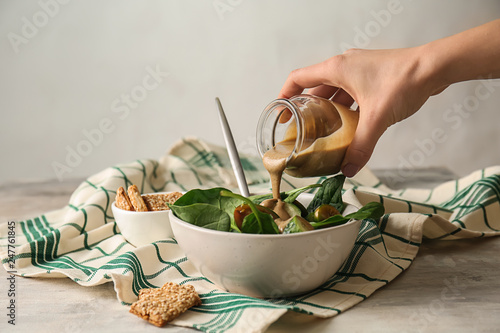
[
  {"left": 278, "top": 63, "right": 333, "bottom": 122},
  {"left": 341, "top": 110, "right": 387, "bottom": 177},
  {"left": 278, "top": 61, "right": 333, "bottom": 99},
  {"left": 278, "top": 107, "right": 292, "bottom": 123}
]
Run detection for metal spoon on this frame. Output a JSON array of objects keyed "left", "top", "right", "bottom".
[{"left": 215, "top": 97, "right": 250, "bottom": 197}]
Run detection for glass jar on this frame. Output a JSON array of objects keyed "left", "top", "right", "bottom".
[{"left": 256, "top": 94, "right": 359, "bottom": 178}]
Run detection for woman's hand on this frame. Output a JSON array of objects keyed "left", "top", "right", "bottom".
[
  {"left": 279, "top": 46, "right": 444, "bottom": 177},
  {"left": 278, "top": 19, "right": 500, "bottom": 177}
]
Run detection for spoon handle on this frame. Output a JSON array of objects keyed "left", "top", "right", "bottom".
[{"left": 215, "top": 97, "right": 251, "bottom": 197}]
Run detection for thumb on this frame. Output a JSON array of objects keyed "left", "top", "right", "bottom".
[{"left": 341, "top": 111, "right": 386, "bottom": 177}]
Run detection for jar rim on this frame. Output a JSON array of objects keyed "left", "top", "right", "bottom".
[{"left": 256, "top": 97, "right": 303, "bottom": 164}]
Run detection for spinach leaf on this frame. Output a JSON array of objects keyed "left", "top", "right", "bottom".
[
  {"left": 309, "top": 215, "right": 350, "bottom": 229},
  {"left": 283, "top": 184, "right": 322, "bottom": 203},
  {"left": 221, "top": 190, "right": 279, "bottom": 234},
  {"left": 173, "top": 187, "right": 228, "bottom": 207},
  {"left": 169, "top": 203, "right": 230, "bottom": 231},
  {"left": 309, "top": 201, "right": 385, "bottom": 230},
  {"left": 345, "top": 202, "right": 385, "bottom": 220},
  {"left": 307, "top": 175, "right": 346, "bottom": 214},
  {"left": 282, "top": 216, "right": 314, "bottom": 234},
  {"left": 248, "top": 192, "right": 273, "bottom": 205},
  {"left": 241, "top": 211, "right": 279, "bottom": 234},
  {"left": 218, "top": 196, "right": 244, "bottom": 233},
  {"left": 171, "top": 188, "right": 244, "bottom": 232}
]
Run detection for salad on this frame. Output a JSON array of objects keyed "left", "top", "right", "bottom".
[{"left": 168, "top": 175, "right": 384, "bottom": 235}]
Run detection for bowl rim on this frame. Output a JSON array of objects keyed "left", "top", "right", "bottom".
[{"left": 168, "top": 205, "right": 361, "bottom": 239}]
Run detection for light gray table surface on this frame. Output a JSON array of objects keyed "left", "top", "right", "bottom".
[{"left": 1, "top": 169, "right": 499, "bottom": 333}]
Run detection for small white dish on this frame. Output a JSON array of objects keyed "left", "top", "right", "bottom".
[
  {"left": 169, "top": 193, "right": 361, "bottom": 298},
  {"left": 111, "top": 196, "right": 174, "bottom": 247}
]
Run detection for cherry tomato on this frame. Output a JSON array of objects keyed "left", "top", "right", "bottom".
[{"left": 313, "top": 204, "right": 340, "bottom": 222}]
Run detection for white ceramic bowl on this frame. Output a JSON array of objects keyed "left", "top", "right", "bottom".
[
  {"left": 111, "top": 194, "right": 175, "bottom": 247},
  {"left": 169, "top": 193, "right": 361, "bottom": 298}
]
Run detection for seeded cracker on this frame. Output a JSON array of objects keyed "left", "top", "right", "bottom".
[
  {"left": 142, "top": 192, "right": 183, "bottom": 211},
  {"left": 115, "top": 186, "right": 134, "bottom": 211},
  {"left": 127, "top": 185, "right": 148, "bottom": 212},
  {"left": 129, "top": 282, "right": 202, "bottom": 327}
]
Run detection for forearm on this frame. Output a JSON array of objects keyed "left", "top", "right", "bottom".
[
  {"left": 424, "top": 19, "right": 500, "bottom": 89},
  {"left": 277, "top": 19, "right": 500, "bottom": 178}
]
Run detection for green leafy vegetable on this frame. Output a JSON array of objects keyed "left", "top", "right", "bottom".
[
  {"left": 282, "top": 216, "right": 314, "bottom": 234},
  {"left": 310, "top": 201, "right": 385, "bottom": 229},
  {"left": 169, "top": 203, "right": 231, "bottom": 231},
  {"left": 168, "top": 176, "right": 385, "bottom": 235},
  {"left": 220, "top": 190, "right": 279, "bottom": 234},
  {"left": 246, "top": 192, "right": 272, "bottom": 205},
  {"left": 173, "top": 188, "right": 226, "bottom": 207},
  {"left": 345, "top": 202, "right": 385, "bottom": 220},
  {"left": 169, "top": 187, "right": 243, "bottom": 232},
  {"left": 309, "top": 215, "right": 350, "bottom": 229},
  {"left": 240, "top": 211, "right": 279, "bottom": 234},
  {"left": 282, "top": 184, "right": 322, "bottom": 203},
  {"left": 307, "top": 174, "right": 346, "bottom": 214},
  {"left": 233, "top": 203, "right": 278, "bottom": 229}
]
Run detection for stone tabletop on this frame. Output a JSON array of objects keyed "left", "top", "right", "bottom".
[{"left": 1, "top": 169, "right": 499, "bottom": 332}]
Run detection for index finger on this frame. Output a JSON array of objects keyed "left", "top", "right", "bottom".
[{"left": 278, "top": 61, "right": 335, "bottom": 99}]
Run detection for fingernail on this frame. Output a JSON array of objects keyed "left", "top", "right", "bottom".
[{"left": 342, "top": 163, "right": 359, "bottom": 178}]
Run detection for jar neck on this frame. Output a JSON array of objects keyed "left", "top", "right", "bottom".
[{"left": 257, "top": 97, "right": 305, "bottom": 164}]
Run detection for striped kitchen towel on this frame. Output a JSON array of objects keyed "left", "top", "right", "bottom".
[{"left": 1, "top": 137, "right": 500, "bottom": 332}]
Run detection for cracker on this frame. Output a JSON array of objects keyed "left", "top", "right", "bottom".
[
  {"left": 129, "top": 282, "right": 201, "bottom": 327},
  {"left": 127, "top": 185, "right": 148, "bottom": 212},
  {"left": 142, "top": 192, "right": 183, "bottom": 211},
  {"left": 115, "top": 186, "right": 134, "bottom": 211}
]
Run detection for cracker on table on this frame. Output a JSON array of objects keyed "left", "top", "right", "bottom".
[
  {"left": 127, "top": 185, "right": 148, "bottom": 212},
  {"left": 115, "top": 186, "right": 134, "bottom": 211},
  {"left": 142, "top": 192, "right": 183, "bottom": 211},
  {"left": 129, "top": 282, "right": 202, "bottom": 327}
]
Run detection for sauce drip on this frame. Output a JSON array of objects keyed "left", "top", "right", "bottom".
[{"left": 261, "top": 142, "right": 293, "bottom": 221}]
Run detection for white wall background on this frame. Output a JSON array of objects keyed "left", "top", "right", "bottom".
[{"left": 1, "top": 0, "right": 499, "bottom": 185}]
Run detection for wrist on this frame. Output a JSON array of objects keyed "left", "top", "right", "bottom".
[{"left": 410, "top": 43, "right": 449, "bottom": 96}]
